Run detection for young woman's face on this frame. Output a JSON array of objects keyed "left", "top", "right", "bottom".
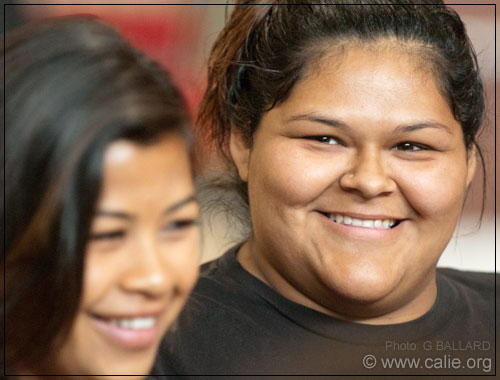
[
  {"left": 54, "top": 134, "right": 199, "bottom": 377},
  {"left": 232, "top": 44, "right": 476, "bottom": 323}
]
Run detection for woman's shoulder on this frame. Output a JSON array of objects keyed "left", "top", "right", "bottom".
[{"left": 436, "top": 267, "right": 498, "bottom": 298}]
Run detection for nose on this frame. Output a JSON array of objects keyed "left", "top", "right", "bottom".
[
  {"left": 120, "top": 236, "right": 172, "bottom": 299},
  {"left": 339, "top": 148, "right": 396, "bottom": 198}
]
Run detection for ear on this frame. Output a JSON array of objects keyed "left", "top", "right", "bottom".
[
  {"left": 229, "top": 128, "right": 251, "bottom": 182},
  {"left": 465, "top": 144, "right": 477, "bottom": 188}
]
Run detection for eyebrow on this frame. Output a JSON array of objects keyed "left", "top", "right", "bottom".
[
  {"left": 288, "top": 113, "right": 453, "bottom": 135},
  {"left": 393, "top": 122, "right": 453, "bottom": 135},
  {"left": 96, "top": 194, "right": 198, "bottom": 220},
  {"left": 162, "top": 194, "right": 197, "bottom": 216},
  {"left": 287, "top": 113, "right": 349, "bottom": 129}
]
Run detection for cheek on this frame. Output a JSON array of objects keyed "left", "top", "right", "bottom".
[
  {"left": 80, "top": 250, "right": 117, "bottom": 307},
  {"left": 395, "top": 159, "right": 468, "bottom": 221},
  {"left": 52, "top": 251, "right": 115, "bottom": 373},
  {"left": 250, "top": 142, "right": 342, "bottom": 207},
  {"left": 165, "top": 232, "right": 200, "bottom": 292}
]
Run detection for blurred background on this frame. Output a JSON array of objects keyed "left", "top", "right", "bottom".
[{"left": 3, "top": 0, "right": 497, "bottom": 272}]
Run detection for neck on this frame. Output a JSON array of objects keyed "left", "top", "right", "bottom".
[{"left": 237, "top": 239, "right": 437, "bottom": 325}]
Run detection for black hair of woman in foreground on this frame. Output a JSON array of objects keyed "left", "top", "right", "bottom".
[
  {"left": 3, "top": 16, "right": 200, "bottom": 377},
  {"left": 151, "top": 0, "right": 497, "bottom": 376}
]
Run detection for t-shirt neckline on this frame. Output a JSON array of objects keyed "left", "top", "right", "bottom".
[{"left": 217, "top": 244, "right": 455, "bottom": 346}]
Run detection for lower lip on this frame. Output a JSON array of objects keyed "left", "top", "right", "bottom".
[
  {"left": 319, "top": 212, "right": 404, "bottom": 239},
  {"left": 91, "top": 316, "right": 159, "bottom": 349}
]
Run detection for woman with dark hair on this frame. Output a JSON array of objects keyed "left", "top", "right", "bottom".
[
  {"left": 152, "top": 0, "right": 497, "bottom": 376},
  {"left": 3, "top": 16, "right": 200, "bottom": 377}
]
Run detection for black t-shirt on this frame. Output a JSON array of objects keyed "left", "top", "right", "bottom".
[{"left": 151, "top": 245, "right": 497, "bottom": 377}]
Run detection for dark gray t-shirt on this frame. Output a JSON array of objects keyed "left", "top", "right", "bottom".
[{"left": 151, "top": 245, "right": 497, "bottom": 377}]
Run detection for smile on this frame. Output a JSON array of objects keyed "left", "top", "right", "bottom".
[
  {"left": 323, "top": 213, "right": 402, "bottom": 230},
  {"left": 108, "top": 316, "right": 156, "bottom": 330},
  {"left": 328, "top": 214, "right": 397, "bottom": 229},
  {"left": 90, "top": 313, "right": 161, "bottom": 349}
]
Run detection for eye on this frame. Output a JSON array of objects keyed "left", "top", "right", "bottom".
[
  {"left": 304, "top": 136, "right": 340, "bottom": 145},
  {"left": 392, "top": 142, "right": 430, "bottom": 152},
  {"left": 89, "top": 230, "right": 126, "bottom": 241},
  {"left": 162, "top": 219, "right": 198, "bottom": 233}
]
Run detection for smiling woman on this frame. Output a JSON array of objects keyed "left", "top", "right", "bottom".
[
  {"left": 3, "top": 17, "right": 199, "bottom": 377},
  {"left": 151, "top": 0, "right": 497, "bottom": 377},
  {"left": 235, "top": 43, "right": 476, "bottom": 320}
]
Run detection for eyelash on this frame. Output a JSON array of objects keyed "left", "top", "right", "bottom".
[
  {"left": 162, "top": 219, "right": 198, "bottom": 232},
  {"left": 89, "top": 230, "right": 125, "bottom": 241},
  {"left": 392, "top": 142, "right": 432, "bottom": 152},
  {"left": 304, "top": 136, "right": 341, "bottom": 145},
  {"left": 304, "top": 136, "right": 433, "bottom": 152},
  {"left": 89, "top": 219, "right": 197, "bottom": 242}
]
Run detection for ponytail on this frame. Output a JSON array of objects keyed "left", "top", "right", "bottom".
[{"left": 197, "top": 0, "right": 274, "bottom": 162}]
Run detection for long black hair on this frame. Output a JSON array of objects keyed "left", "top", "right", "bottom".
[{"left": 2, "top": 16, "right": 191, "bottom": 372}]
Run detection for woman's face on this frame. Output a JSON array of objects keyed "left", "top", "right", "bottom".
[
  {"left": 232, "top": 44, "right": 476, "bottom": 323},
  {"left": 54, "top": 134, "right": 199, "bottom": 377}
]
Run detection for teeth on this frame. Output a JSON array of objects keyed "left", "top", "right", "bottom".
[
  {"left": 109, "top": 317, "right": 156, "bottom": 330},
  {"left": 329, "top": 214, "right": 396, "bottom": 230},
  {"left": 352, "top": 218, "right": 363, "bottom": 227},
  {"left": 362, "top": 220, "right": 374, "bottom": 228}
]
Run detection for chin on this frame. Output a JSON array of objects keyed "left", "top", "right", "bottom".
[
  {"left": 325, "top": 265, "right": 402, "bottom": 305},
  {"left": 85, "top": 360, "right": 154, "bottom": 378},
  {"left": 57, "top": 345, "right": 157, "bottom": 378},
  {"left": 101, "top": 348, "right": 158, "bottom": 377},
  {"left": 98, "top": 375, "right": 145, "bottom": 380}
]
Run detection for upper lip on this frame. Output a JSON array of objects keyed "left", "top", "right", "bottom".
[
  {"left": 319, "top": 211, "right": 404, "bottom": 221},
  {"left": 90, "top": 309, "right": 165, "bottom": 320}
]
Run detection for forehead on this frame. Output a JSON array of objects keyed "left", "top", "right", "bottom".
[
  {"left": 103, "top": 135, "right": 188, "bottom": 170},
  {"left": 279, "top": 40, "right": 459, "bottom": 132},
  {"left": 306, "top": 38, "right": 439, "bottom": 80},
  {"left": 98, "top": 135, "right": 193, "bottom": 205}
]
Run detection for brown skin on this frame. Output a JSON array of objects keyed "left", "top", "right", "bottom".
[
  {"left": 231, "top": 43, "right": 476, "bottom": 325},
  {"left": 44, "top": 134, "right": 199, "bottom": 378}
]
